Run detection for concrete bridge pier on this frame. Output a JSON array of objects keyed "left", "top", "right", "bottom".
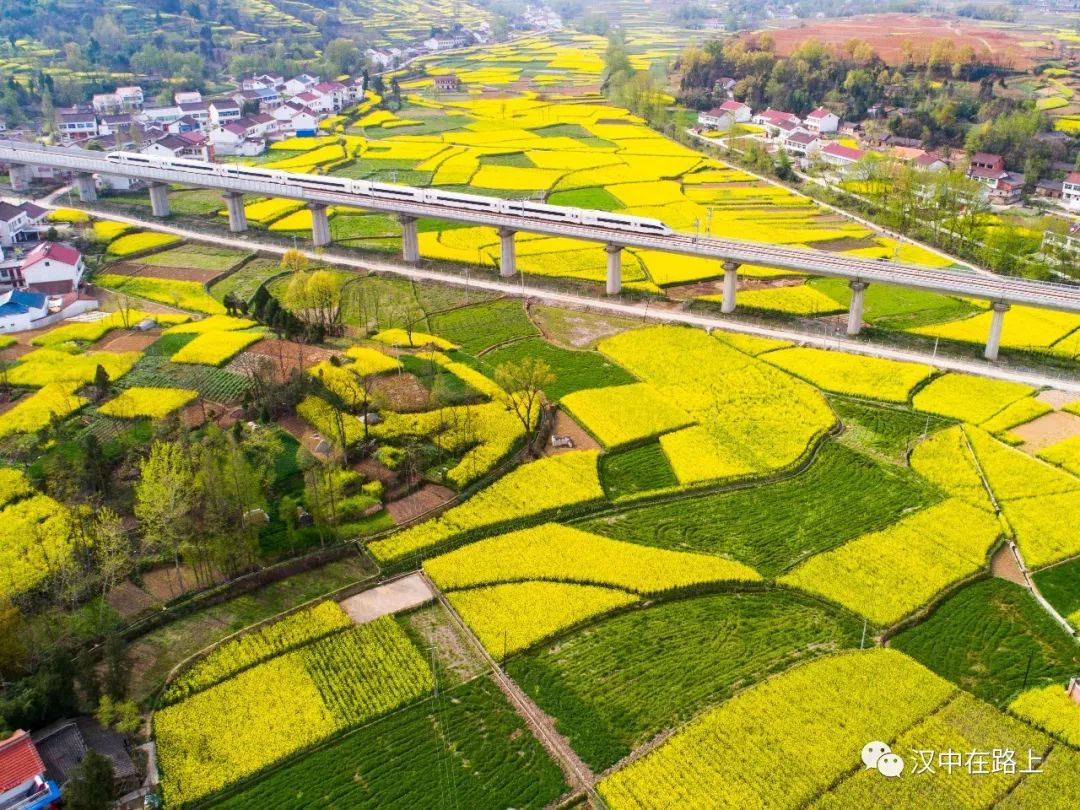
[
  {"left": 847, "top": 280, "right": 868, "bottom": 336},
  {"left": 605, "top": 244, "right": 622, "bottom": 295},
  {"left": 223, "top": 192, "right": 247, "bottom": 232},
  {"left": 74, "top": 173, "right": 97, "bottom": 203},
  {"left": 399, "top": 215, "right": 419, "bottom": 263},
  {"left": 310, "top": 203, "right": 331, "bottom": 247},
  {"left": 721, "top": 260, "right": 739, "bottom": 313},
  {"left": 8, "top": 164, "right": 32, "bottom": 191},
  {"left": 985, "top": 301, "right": 1010, "bottom": 360},
  {"left": 148, "top": 182, "right": 170, "bottom": 217},
  {"left": 499, "top": 227, "right": 516, "bottom": 277}
]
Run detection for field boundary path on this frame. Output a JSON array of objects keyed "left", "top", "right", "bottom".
[
  {"left": 33, "top": 198, "right": 1080, "bottom": 393},
  {"left": 419, "top": 572, "right": 600, "bottom": 806}
]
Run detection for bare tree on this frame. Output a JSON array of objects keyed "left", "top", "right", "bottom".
[{"left": 494, "top": 358, "right": 555, "bottom": 453}]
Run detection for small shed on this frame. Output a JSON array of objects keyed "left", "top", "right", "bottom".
[
  {"left": 32, "top": 717, "right": 140, "bottom": 796},
  {"left": 134, "top": 317, "right": 157, "bottom": 332}
]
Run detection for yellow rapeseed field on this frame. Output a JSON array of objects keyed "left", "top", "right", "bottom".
[
  {"left": 779, "top": 499, "right": 1000, "bottom": 626},
  {"left": 447, "top": 581, "right": 639, "bottom": 656},
  {"left": 98, "top": 387, "right": 197, "bottom": 419},
  {"left": 1010, "top": 684, "right": 1080, "bottom": 747},
  {"left": 170, "top": 330, "right": 263, "bottom": 366},
  {"left": 912, "top": 373, "right": 1035, "bottom": 423},
  {"left": 561, "top": 383, "right": 695, "bottom": 449},
  {"left": 762, "top": 347, "right": 934, "bottom": 403},
  {"left": 424, "top": 523, "right": 760, "bottom": 593},
  {"left": 368, "top": 450, "right": 604, "bottom": 562},
  {"left": 598, "top": 649, "right": 954, "bottom": 810}
]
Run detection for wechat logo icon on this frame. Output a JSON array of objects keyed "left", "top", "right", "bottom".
[{"left": 862, "top": 741, "right": 905, "bottom": 778}]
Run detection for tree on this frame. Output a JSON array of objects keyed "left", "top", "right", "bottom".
[
  {"left": 63, "top": 749, "right": 114, "bottom": 810},
  {"left": 280, "top": 249, "right": 309, "bottom": 274},
  {"left": 91, "top": 508, "right": 128, "bottom": 618},
  {"left": 135, "top": 442, "right": 198, "bottom": 591},
  {"left": 0, "top": 603, "right": 26, "bottom": 681},
  {"left": 494, "top": 358, "right": 554, "bottom": 453},
  {"left": 278, "top": 495, "right": 299, "bottom": 552},
  {"left": 93, "top": 364, "right": 110, "bottom": 402}
]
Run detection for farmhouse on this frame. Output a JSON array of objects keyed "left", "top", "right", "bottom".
[
  {"left": 1036, "top": 179, "right": 1064, "bottom": 200},
  {"left": 753, "top": 109, "right": 801, "bottom": 137},
  {"left": 967, "top": 152, "right": 1006, "bottom": 178},
  {"left": 17, "top": 241, "right": 85, "bottom": 294},
  {"left": 0, "top": 288, "right": 48, "bottom": 332},
  {"left": 819, "top": 142, "right": 864, "bottom": 168},
  {"left": 56, "top": 112, "right": 98, "bottom": 141},
  {"left": 210, "top": 99, "right": 242, "bottom": 126},
  {"left": 913, "top": 153, "right": 948, "bottom": 172},
  {"left": 284, "top": 74, "right": 319, "bottom": 97},
  {"left": 782, "top": 130, "right": 821, "bottom": 156},
  {"left": 698, "top": 100, "right": 751, "bottom": 129},
  {"left": 433, "top": 74, "right": 461, "bottom": 92},
  {"left": 0, "top": 730, "right": 59, "bottom": 810},
  {"left": 1064, "top": 172, "right": 1080, "bottom": 211},
  {"left": 0, "top": 202, "right": 46, "bottom": 247},
  {"left": 803, "top": 107, "right": 839, "bottom": 133},
  {"left": 33, "top": 718, "right": 140, "bottom": 797},
  {"left": 174, "top": 90, "right": 203, "bottom": 105},
  {"left": 115, "top": 86, "right": 144, "bottom": 109}
]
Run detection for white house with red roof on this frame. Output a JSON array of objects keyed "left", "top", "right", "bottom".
[
  {"left": 820, "top": 142, "right": 864, "bottom": 168},
  {"left": 697, "top": 100, "right": 751, "bottom": 130},
  {"left": 752, "top": 109, "right": 801, "bottom": 137},
  {"left": 17, "top": 242, "right": 85, "bottom": 295},
  {"left": 311, "top": 82, "right": 347, "bottom": 111},
  {"left": 803, "top": 106, "right": 840, "bottom": 133},
  {"left": 1064, "top": 172, "right": 1080, "bottom": 211},
  {"left": 0, "top": 729, "right": 59, "bottom": 810}
]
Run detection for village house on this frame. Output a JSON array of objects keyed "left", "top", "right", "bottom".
[
  {"left": 284, "top": 74, "right": 319, "bottom": 97},
  {"left": 783, "top": 130, "right": 821, "bottom": 156},
  {"left": 272, "top": 104, "right": 320, "bottom": 137},
  {"left": 115, "top": 86, "right": 144, "bottom": 110},
  {"left": 209, "top": 99, "right": 242, "bottom": 127},
  {"left": 174, "top": 90, "right": 203, "bottom": 105},
  {"left": 753, "top": 109, "right": 801, "bottom": 138},
  {"left": 0, "top": 201, "right": 45, "bottom": 247},
  {"left": 913, "top": 153, "right": 948, "bottom": 172},
  {"left": 56, "top": 112, "right": 98, "bottom": 141},
  {"left": 177, "top": 102, "right": 211, "bottom": 128},
  {"left": 16, "top": 241, "right": 85, "bottom": 294},
  {"left": 91, "top": 92, "right": 120, "bottom": 114},
  {"left": 33, "top": 718, "right": 140, "bottom": 799},
  {"left": 140, "top": 105, "right": 184, "bottom": 125},
  {"left": 433, "top": 74, "right": 461, "bottom": 92},
  {"left": 311, "top": 82, "right": 347, "bottom": 111},
  {"left": 697, "top": 100, "right": 751, "bottom": 130},
  {"left": 1036, "top": 179, "right": 1064, "bottom": 200},
  {"left": 0, "top": 729, "right": 59, "bottom": 810},
  {"left": 819, "top": 142, "right": 864, "bottom": 168},
  {"left": 1064, "top": 172, "right": 1080, "bottom": 211},
  {"left": 424, "top": 35, "right": 458, "bottom": 51},
  {"left": 803, "top": 106, "right": 840, "bottom": 134},
  {"left": 968, "top": 154, "right": 1025, "bottom": 205}
]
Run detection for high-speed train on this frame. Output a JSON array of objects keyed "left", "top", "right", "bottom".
[{"left": 104, "top": 151, "right": 673, "bottom": 236}]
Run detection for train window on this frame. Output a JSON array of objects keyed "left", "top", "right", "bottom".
[
  {"left": 298, "top": 176, "right": 345, "bottom": 186},
  {"left": 523, "top": 206, "right": 562, "bottom": 216},
  {"left": 640, "top": 223, "right": 665, "bottom": 231},
  {"left": 596, "top": 217, "right": 623, "bottom": 225},
  {"left": 436, "top": 196, "right": 489, "bottom": 207},
  {"left": 375, "top": 187, "right": 417, "bottom": 197}
]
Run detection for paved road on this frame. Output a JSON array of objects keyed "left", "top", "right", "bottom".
[{"left": 30, "top": 197, "right": 1080, "bottom": 393}]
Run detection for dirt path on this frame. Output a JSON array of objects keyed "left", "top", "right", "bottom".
[
  {"left": 422, "top": 572, "right": 598, "bottom": 799},
  {"left": 990, "top": 544, "right": 1027, "bottom": 586},
  {"left": 338, "top": 572, "right": 434, "bottom": 624}
]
